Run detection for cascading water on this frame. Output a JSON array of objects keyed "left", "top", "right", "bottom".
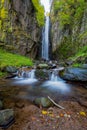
[
  {"left": 50, "top": 69, "right": 63, "bottom": 82},
  {"left": 50, "top": 70, "right": 58, "bottom": 81},
  {"left": 42, "top": 68, "right": 70, "bottom": 92},
  {"left": 23, "top": 69, "right": 36, "bottom": 79},
  {"left": 14, "top": 69, "right": 37, "bottom": 84},
  {"left": 41, "top": 0, "right": 52, "bottom": 60}
]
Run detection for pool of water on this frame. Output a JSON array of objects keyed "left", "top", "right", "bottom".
[{"left": 2, "top": 75, "right": 86, "bottom": 104}]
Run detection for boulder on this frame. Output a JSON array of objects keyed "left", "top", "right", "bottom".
[
  {"left": 80, "top": 64, "right": 87, "bottom": 69},
  {"left": 49, "top": 64, "right": 57, "bottom": 69},
  {"left": 37, "top": 64, "right": 49, "bottom": 69},
  {"left": 5, "top": 66, "right": 18, "bottom": 73},
  {"left": 0, "top": 109, "right": 14, "bottom": 128},
  {"left": 34, "top": 97, "right": 53, "bottom": 108},
  {"left": 59, "top": 67, "right": 87, "bottom": 81},
  {"left": 35, "top": 69, "right": 49, "bottom": 80}
]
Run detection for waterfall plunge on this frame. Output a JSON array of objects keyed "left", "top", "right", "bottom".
[
  {"left": 41, "top": 0, "right": 52, "bottom": 60},
  {"left": 42, "top": 69, "right": 70, "bottom": 92}
]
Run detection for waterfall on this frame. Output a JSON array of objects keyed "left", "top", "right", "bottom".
[
  {"left": 50, "top": 69, "right": 62, "bottom": 82},
  {"left": 20, "top": 69, "right": 36, "bottom": 79},
  {"left": 41, "top": 0, "right": 52, "bottom": 60},
  {"left": 14, "top": 69, "right": 37, "bottom": 84},
  {"left": 27, "top": 69, "right": 35, "bottom": 79},
  {"left": 51, "top": 72, "right": 58, "bottom": 81},
  {"left": 42, "top": 16, "right": 50, "bottom": 60},
  {"left": 42, "top": 69, "right": 70, "bottom": 92}
]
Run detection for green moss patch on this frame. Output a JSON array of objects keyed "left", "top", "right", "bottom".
[{"left": 0, "top": 49, "right": 33, "bottom": 77}]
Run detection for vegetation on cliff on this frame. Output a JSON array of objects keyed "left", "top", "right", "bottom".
[
  {"left": 53, "top": 0, "right": 86, "bottom": 27},
  {"left": 51, "top": 0, "right": 87, "bottom": 62},
  {"left": 0, "top": 0, "right": 11, "bottom": 43},
  {"left": 32, "top": 0, "right": 44, "bottom": 26},
  {"left": 0, "top": 49, "right": 33, "bottom": 77}
]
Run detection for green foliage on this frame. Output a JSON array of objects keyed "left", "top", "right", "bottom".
[
  {"left": 0, "top": 0, "right": 12, "bottom": 42},
  {"left": 53, "top": 36, "right": 76, "bottom": 60},
  {"left": 0, "top": 71, "right": 7, "bottom": 77},
  {"left": 53, "top": 0, "right": 86, "bottom": 27},
  {"left": 0, "top": 48, "right": 33, "bottom": 77},
  {"left": 52, "top": 0, "right": 87, "bottom": 62},
  {"left": 0, "top": 49, "right": 33, "bottom": 68},
  {"left": 69, "top": 45, "right": 87, "bottom": 66},
  {"left": 32, "top": 0, "right": 44, "bottom": 26}
]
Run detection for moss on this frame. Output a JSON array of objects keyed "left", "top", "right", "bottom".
[
  {"left": 68, "top": 45, "right": 87, "bottom": 66},
  {"left": 32, "top": 0, "right": 44, "bottom": 26},
  {"left": 0, "top": 71, "right": 7, "bottom": 78},
  {"left": 0, "top": 49, "right": 33, "bottom": 69}
]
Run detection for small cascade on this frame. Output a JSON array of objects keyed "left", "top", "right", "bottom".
[
  {"left": 18, "top": 69, "right": 36, "bottom": 79},
  {"left": 50, "top": 69, "right": 62, "bottom": 82},
  {"left": 50, "top": 71, "right": 58, "bottom": 81},
  {"left": 42, "top": 68, "right": 70, "bottom": 92},
  {"left": 26, "top": 69, "right": 35, "bottom": 79},
  {"left": 14, "top": 69, "right": 37, "bottom": 84}
]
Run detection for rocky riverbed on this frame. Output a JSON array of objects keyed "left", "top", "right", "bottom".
[{"left": 0, "top": 77, "right": 87, "bottom": 130}]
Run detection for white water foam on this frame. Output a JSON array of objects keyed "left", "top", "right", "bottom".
[{"left": 13, "top": 69, "right": 37, "bottom": 84}]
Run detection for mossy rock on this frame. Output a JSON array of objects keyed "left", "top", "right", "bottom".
[
  {"left": 37, "top": 64, "right": 49, "bottom": 69},
  {"left": 5, "top": 66, "right": 18, "bottom": 73},
  {"left": 0, "top": 109, "right": 14, "bottom": 126},
  {"left": 35, "top": 69, "right": 49, "bottom": 80},
  {"left": 34, "top": 97, "right": 53, "bottom": 108}
]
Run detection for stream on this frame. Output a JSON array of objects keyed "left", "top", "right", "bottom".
[{"left": 0, "top": 68, "right": 87, "bottom": 106}]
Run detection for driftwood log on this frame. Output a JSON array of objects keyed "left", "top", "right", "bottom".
[{"left": 48, "top": 96, "right": 65, "bottom": 109}]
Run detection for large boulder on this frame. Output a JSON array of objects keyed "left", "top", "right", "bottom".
[
  {"left": 37, "top": 64, "right": 49, "bottom": 69},
  {"left": 59, "top": 67, "right": 87, "bottom": 81},
  {"left": 34, "top": 97, "right": 53, "bottom": 108},
  {"left": 5, "top": 66, "right": 18, "bottom": 73},
  {"left": 0, "top": 109, "right": 14, "bottom": 128},
  {"left": 35, "top": 69, "right": 49, "bottom": 80},
  {"left": 80, "top": 64, "right": 87, "bottom": 69}
]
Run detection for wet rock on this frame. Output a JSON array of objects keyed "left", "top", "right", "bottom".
[
  {"left": 0, "top": 109, "right": 14, "bottom": 128},
  {"left": 80, "top": 64, "right": 87, "bottom": 69},
  {"left": 18, "top": 67, "right": 32, "bottom": 77},
  {"left": 60, "top": 67, "right": 87, "bottom": 81},
  {"left": 65, "top": 60, "right": 73, "bottom": 66},
  {"left": 5, "top": 66, "right": 18, "bottom": 73},
  {"left": 34, "top": 97, "right": 53, "bottom": 108},
  {"left": 0, "top": 100, "right": 3, "bottom": 110},
  {"left": 35, "top": 69, "right": 49, "bottom": 80},
  {"left": 37, "top": 64, "right": 49, "bottom": 69},
  {"left": 49, "top": 63, "right": 57, "bottom": 69}
]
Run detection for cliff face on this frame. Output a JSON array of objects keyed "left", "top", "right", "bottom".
[
  {"left": 0, "top": 0, "right": 41, "bottom": 58},
  {"left": 51, "top": 0, "right": 87, "bottom": 60}
]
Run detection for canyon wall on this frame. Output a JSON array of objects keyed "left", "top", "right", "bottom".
[{"left": 0, "top": 0, "right": 43, "bottom": 58}]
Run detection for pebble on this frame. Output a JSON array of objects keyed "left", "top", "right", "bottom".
[
  {"left": 67, "top": 115, "right": 71, "bottom": 118},
  {"left": 64, "top": 114, "right": 68, "bottom": 117}
]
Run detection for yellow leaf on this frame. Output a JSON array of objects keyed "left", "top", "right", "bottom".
[
  {"left": 42, "top": 110, "right": 48, "bottom": 115},
  {"left": 80, "top": 111, "right": 86, "bottom": 116}
]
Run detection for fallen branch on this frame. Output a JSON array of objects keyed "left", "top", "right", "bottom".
[{"left": 48, "top": 96, "right": 65, "bottom": 109}]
